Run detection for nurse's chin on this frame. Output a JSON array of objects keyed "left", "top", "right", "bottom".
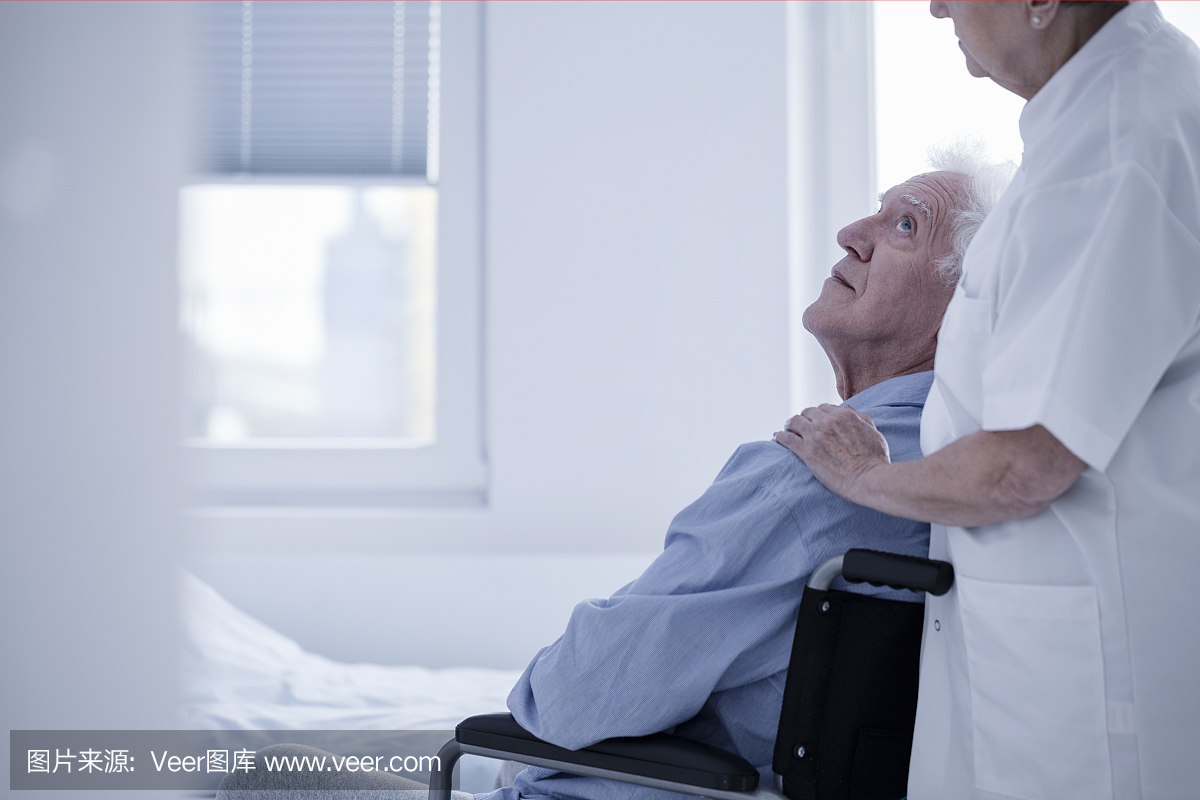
[{"left": 959, "top": 42, "right": 990, "bottom": 79}]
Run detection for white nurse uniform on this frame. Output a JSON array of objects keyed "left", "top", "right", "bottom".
[{"left": 909, "top": 3, "right": 1200, "bottom": 799}]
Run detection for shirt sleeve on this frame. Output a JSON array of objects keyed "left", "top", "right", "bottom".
[
  {"left": 506, "top": 435, "right": 929, "bottom": 751},
  {"left": 506, "top": 446, "right": 809, "bottom": 750},
  {"left": 980, "top": 163, "right": 1200, "bottom": 471}
]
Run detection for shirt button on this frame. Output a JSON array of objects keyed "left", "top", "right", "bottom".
[{"left": 934, "top": 619, "right": 941, "bottom": 631}]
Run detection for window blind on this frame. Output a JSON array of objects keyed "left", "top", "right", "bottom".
[{"left": 198, "top": 0, "right": 439, "bottom": 180}]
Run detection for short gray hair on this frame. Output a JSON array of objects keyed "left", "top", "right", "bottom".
[{"left": 926, "top": 138, "right": 1017, "bottom": 286}]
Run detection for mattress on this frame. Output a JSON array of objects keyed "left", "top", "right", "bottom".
[
  {"left": 181, "top": 570, "right": 524, "bottom": 730},
  {"left": 180, "top": 570, "right": 526, "bottom": 792}
]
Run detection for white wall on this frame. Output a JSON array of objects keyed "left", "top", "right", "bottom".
[
  {"left": 0, "top": 0, "right": 186, "bottom": 792},
  {"left": 189, "top": 1, "right": 796, "bottom": 670}
]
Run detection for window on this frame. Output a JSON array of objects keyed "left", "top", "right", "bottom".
[
  {"left": 789, "top": 1, "right": 1200, "bottom": 410},
  {"left": 873, "top": 1, "right": 1200, "bottom": 197},
  {"left": 873, "top": 1, "right": 1024, "bottom": 197},
  {"left": 785, "top": 2, "right": 877, "bottom": 409},
  {"left": 180, "top": 184, "right": 437, "bottom": 443},
  {"left": 182, "top": 0, "right": 485, "bottom": 509}
]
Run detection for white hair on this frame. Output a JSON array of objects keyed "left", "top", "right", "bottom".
[{"left": 926, "top": 137, "right": 1017, "bottom": 286}]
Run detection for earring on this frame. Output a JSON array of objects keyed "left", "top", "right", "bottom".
[{"left": 1031, "top": 15, "right": 1041, "bottom": 25}]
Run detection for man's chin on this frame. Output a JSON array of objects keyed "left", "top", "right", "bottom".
[
  {"left": 802, "top": 289, "right": 848, "bottom": 334},
  {"left": 801, "top": 304, "right": 838, "bottom": 341},
  {"left": 800, "top": 302, "right": 820, "bottom": 336}
]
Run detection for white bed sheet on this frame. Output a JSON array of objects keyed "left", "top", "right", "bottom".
[{"left": 180, "top": 570, "right": 524, "bottom": 732}]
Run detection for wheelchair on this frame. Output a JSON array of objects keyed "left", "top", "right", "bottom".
[{"left": 429, "top": 549, "right": 954, "bottom": 800}]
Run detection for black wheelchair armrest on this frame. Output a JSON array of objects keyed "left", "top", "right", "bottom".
[
  {"left": 808, "top": 549, "right": 954, "bottom": 596},
  {"left": 429, "top": 713, "right": 761, "bottom": 800}
]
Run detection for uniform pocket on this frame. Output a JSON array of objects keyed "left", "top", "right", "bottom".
[
  {"left": 957, "top": 576, "right": 1112, "bottom": 800},
  {"left": 942, "top": 290, "right": 994, "bottom": 334}
]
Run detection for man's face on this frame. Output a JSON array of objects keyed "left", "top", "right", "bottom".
[{"left": 802, "top": 172, "right": 963, "bottom": 366}]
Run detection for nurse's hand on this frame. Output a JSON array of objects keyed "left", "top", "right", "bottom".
[{"left": 774, "top": 404, "right": 890, "bottom": 503}]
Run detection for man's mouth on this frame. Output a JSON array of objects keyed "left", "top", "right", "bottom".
[{"left": 831, "top": 269, "right": 853, "bottom": 290}]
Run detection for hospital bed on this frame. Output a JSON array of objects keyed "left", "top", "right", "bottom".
[
  {"left": 181, "top": 570, "right": 523, "bottom": 791},
  {"left": 429, "top": 549, "right": 955, "bottom": 800}
]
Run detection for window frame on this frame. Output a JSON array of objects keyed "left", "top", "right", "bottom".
[
  {"left": 785, "top": 1, "right": 876, "bottom": 411},
  {"left": 183, "top": 0, "right": 486, "bottom": 510}
]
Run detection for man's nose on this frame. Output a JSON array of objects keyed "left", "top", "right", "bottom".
[
  {"left": 836, "top": 220, "right": 873, "bottom": 262},
  {"left": 929, "top": 1, "right": 949, "bottom": 20}
]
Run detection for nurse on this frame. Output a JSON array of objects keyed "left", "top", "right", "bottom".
[{"left": 775, "top": 1, "right": 1200, "bottom": 798}]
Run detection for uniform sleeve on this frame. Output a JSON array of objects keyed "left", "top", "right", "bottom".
[{"left": 981, "top": 164, "right": 1200, "bottom": 471}]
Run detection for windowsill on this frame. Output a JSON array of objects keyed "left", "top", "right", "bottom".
[
  {"left": 183, "top": 437, "right": 437, "bottom": 450},
  {"left": 186, "top": 487, "right": 488, "bottom": 513}
]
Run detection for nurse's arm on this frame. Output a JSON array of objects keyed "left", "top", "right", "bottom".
[{"left": 774, "top": 405, "right": 1087, "bottom": 527}]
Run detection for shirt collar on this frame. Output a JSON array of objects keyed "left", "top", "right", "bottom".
[
  {"left": 844, "top": 370, "right": 934, "bottom": 412},
  {"left": 1019, "top": 0, "right": 1163, "bottom": 152}
]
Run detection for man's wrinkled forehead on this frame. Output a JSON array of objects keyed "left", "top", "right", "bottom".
[
  {"left": 881, "top": 172, "right": 964, "bottom": 223},
  {"left": 878, "top": 186, "right": 934, "bottom": 216},
  {"left": 901, "top": 193, "right": 931, "bottom": 218}
]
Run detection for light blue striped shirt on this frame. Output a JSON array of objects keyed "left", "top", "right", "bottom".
[{"left": 482, "top": 371, "right": 933, "bottom": 800}]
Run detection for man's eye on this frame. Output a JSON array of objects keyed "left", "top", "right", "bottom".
[{"left": 896, "top": 217, "right": 914, "bottom": 233}]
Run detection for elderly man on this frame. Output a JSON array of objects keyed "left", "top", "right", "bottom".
[
  {"left": 218, "top": 155, "right": 1008, "bottom": 800},
  {"left": 486, "top": 166, "right": 982, "bottom": 800}
]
